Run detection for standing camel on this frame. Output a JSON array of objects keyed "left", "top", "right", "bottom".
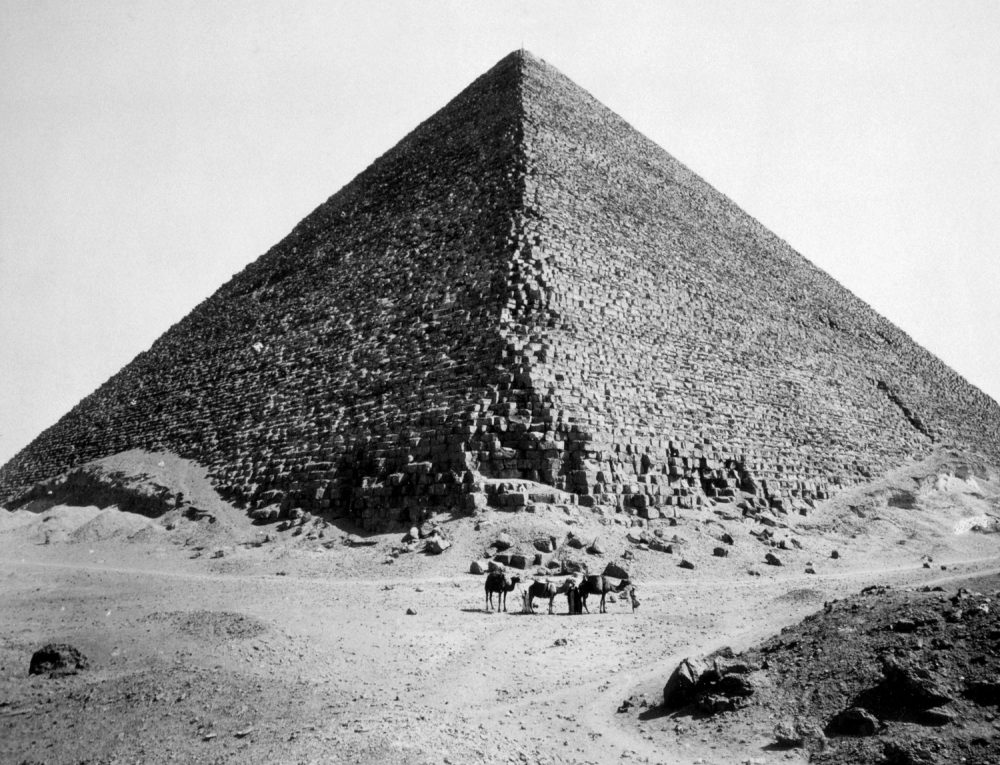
[
  {"left": 485, "top": 572, "right": 521, "bottom": 612},
  {"left": 578, "top": 575, "right": 632, "bottom": 614},
  {"left": 527, "top": 579, "right": 576, "bottom": 614}
]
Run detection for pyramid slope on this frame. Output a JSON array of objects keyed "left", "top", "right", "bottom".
[
  {"left": 1, "top": 52, "right": 530, "bottom": 526},
  {"left": 3, "top": 51, "right": 999, "bottom": 527},
  {"left": 510, "top": 53, "right": 1000, "bottom": 506}
]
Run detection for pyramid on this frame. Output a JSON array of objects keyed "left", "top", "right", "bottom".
[{"left": 3, "top": 51, "right": 999, "bottom": 528}]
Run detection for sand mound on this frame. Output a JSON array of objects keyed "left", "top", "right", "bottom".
[
  {"left": 0, "top": 509, "right": 38, "bottom": 531},
  {"left": 69, "top": 508, "right": 162, "bottom": 543}
]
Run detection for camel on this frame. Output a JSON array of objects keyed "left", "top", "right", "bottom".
[
  {"left": 527, "top": 579, "right": 576, "bottom": 614},
  {"left": 484, "top": 571, "right": 521, "bottom": 612},
  {"left": 578, "top": 574, "right": 632, "bottom": 614}
]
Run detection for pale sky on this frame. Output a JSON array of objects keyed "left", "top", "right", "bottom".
[{"left": 2, "top": 0, "right": 999, "bottom": 467}]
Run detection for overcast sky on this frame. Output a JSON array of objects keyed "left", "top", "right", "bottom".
[{"left": 2, "top": 0, "right": 999, "bottom": 467}]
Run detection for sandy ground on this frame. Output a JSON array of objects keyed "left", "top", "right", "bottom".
[{"left": 2, "top": 449, "right": 999, "bottom": 764}]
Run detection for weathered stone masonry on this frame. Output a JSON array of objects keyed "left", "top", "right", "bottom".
[{"left": 2, "top": 51, "right": 999, "bottom": 527}]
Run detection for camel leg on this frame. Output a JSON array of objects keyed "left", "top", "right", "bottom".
[
  {"left": 501, "top": 592, "right": 506, "bottom": 612},
  {"left": 600, "top": 593, "right": 606, "bottom": 614}
]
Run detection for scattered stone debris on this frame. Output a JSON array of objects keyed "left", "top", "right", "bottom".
[{"left": 671, "top": 575, "right": 1000, "bottom": 764}]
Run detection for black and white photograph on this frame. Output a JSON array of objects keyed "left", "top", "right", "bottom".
[{"left": 2, "top": 3, "right": 999, "bottom": 763}]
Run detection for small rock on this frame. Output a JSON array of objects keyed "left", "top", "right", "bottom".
[
  {"left": 603, "top": 562, "right": 630, "bottom": 579},
  {"left": 425, "top": 537, "right": 451, "bottom": 554},
  {"left": 29, "top": 644, "right": 88, "bottom": 676},
  {"left": 679, "top": 559, "right": 695, "bottom": 570},
  {"left": 826, "top": 706, "right": 879, "bottom": 736},
  {"left": 712, "top": 547, "right": 729, "bottom": 558},
  {"left": 406, "top": 608, "right": 417, "bottom": 616},
  {"left": 765, "top": 552, "right": 782, "bottom": 566},
  {"left": 831, "top": 550, "right": 840, "bottom": 559},
  {"left": 965, "top": 679, "right": 1000, "bottom": 706},
  {"left": 916, "top": 707, "right": 956, "bottom": 726}
]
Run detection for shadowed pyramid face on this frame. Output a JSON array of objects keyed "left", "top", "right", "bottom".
[{"left": 2, "top": 51, "right": 999, "bottom": 529}]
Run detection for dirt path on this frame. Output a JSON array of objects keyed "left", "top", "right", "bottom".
[{"left": 2, "top": 531, "right": 998, "bottom": 765}]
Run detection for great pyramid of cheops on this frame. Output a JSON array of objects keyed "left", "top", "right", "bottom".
[{"left": 3, "top": 51, "right": 999, "bottom": 528}]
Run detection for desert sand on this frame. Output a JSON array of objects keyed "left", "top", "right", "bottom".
[{"left": 2, "top": 449, "right": 999, "bottom": 764}]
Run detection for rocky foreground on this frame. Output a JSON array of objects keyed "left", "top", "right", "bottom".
[{"left": 645, "top": 574, "right": 1000, "bottom": 765}]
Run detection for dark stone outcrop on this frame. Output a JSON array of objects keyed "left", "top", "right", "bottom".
[{"left": 29, "top": 644, "right": 88, "bottom": 676}]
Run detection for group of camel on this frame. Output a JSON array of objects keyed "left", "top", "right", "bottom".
[{"left": 484, "top": 571, "right": 637, "bottom": 615}]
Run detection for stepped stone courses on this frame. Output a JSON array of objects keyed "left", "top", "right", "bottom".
[{"left": 2, "top": 51, "right": 999, "bottom": 528}]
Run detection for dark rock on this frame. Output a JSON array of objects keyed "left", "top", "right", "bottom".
[
  {"left": 892, "top": 619, "right": 917, "bottom": 633},
  {"left": 879, "top": 656, "right": 952, "bottom": 709},
  {"left": 965, "top": 678, "right": 1000, "bottom": 706},
  {"left": 533, "top": 537, "right": 557, "bottom": 553},
  {"left": 492, "top": 533, "right": 513, "bottom": 551},
  {"left": 679, "top": 559, "right": 695, "bottom": 570},
  {"left": 663, "top": 656, "right": 708, "bottom": 708},
  {"left": 826, "top": 706, "right": 880, "bottom": 736},
  {"left": 831, "top": 550, "right": 840, "bottom": 559},
  {"left": 508, "top": 553, "right": 528, "bottom": 569},
  {"left": 712, "top": 546, "right": 728, "bottom": 558},
  {"left": 603, "top": 562, "right": 629, "bottom": 580},
  {"left": 405, "top": 608, "right": 417, "bottom": 615},
  {"left": 715, "top": 673, "right": 754, "bottom": 697},
  {"left": 720, "top": 532, "right": 734, "bottom": 545},
  {"left": 425, "top": 537, "right": 451, "bottom": 554},
  {"left": 765, "top": 552, "right": 782, "bottom": 566},
  {"left": 29, "top": 644, "right": 89, "bottom": 676}
]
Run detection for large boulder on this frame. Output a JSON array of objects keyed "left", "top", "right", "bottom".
[
  {"left": 663, "top": 656, "right": 709, "bottom": 708},
  {"left": 29, "top": 644, "right": 88, "bottom": 676}
]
